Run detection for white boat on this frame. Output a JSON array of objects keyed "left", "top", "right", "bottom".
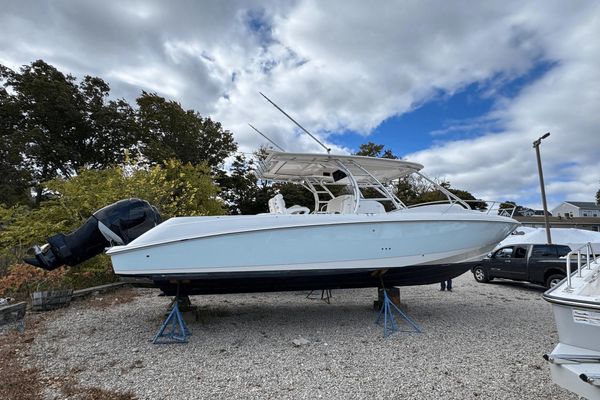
[
  {"left": 543, "top": 243, "right": 600, "bottom": 399},
  {"left": 103, "top": 151, "right": 519, "bottom": 295}
]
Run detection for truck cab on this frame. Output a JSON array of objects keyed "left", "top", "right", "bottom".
[{"left": 472, "top": 244, "right": 573, "bottom": 289}]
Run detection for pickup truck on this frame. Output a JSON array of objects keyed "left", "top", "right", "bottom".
[{"left": 471, "top": 243, "right": 573, "bottom": 289}]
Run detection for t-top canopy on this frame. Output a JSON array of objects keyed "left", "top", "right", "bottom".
[{"left": 256, "top": 151, "right": 423, "bottom": 184}]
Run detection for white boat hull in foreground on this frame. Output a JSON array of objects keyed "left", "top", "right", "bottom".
[
  {"left": 544, "top": 247, "right": 600, "bottom": 399},
  {"left": 107, "top": 206, "right": 518, "bottom": 295}
]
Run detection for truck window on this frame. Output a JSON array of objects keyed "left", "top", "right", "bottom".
[
  {"left": 531, "top": 245, "right": 558, "bottom": 258},
  {"left": 494, "top": 247, "right": 513, "bottom": 258},
  {"left": 556, "top": 246, "right": 571, "bottom": 257},
  {"left": 514, "top": 246, "right": 527, "bottom": 258}
]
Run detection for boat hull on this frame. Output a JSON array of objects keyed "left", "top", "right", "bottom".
[
  {"left": 107, "top": 213, "right": 517, "bottom": 294},
  {"left": 551, "top": 303, "right": 600, "bottom": 352},
  {"left": 546, "top": 343, "right": 600, "bottom": 400},
  {"left": 543, "top": 257, "right": 600, "bottom": 398}
]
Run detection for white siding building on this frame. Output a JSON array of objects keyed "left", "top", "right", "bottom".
[{"left": 551, "top": 201, "right": 600, "bottom": 218}]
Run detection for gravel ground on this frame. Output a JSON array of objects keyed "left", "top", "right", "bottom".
[{"left": 8, "top": 273, "right": 581, "bottom": 399}]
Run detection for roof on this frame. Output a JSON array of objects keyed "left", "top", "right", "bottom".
[
  {"left": 256, "top": 151, "right": 423, "bottom": 184},
  {"left": 564, "top": 201, "right": 600, "bottom": 210}
]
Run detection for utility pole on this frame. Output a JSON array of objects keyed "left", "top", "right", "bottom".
[{"left": 533, "top": 132, "right": 552, "bottom": 244}]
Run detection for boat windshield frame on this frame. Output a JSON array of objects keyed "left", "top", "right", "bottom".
[{"left": 255, "top": 151, "right": 471, "bottom": 214}]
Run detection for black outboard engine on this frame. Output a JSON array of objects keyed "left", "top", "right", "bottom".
[{"left": 24, "top": 198, "right": 161, "bottom": 271}]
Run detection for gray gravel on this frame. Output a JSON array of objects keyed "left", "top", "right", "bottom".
[{"left": 16, "top": 273, "right": 580, "bottom": 399}]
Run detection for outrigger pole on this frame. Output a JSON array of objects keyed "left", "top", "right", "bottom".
[
  {"left": 259, "top": 92, "right": 331, "bottom": 154},
  {"left": 248, "top": 123, "right": 286, "bottom": 151}
]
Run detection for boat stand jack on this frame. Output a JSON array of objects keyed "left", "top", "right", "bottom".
[
  {"left": 306, "top": 289, "right": 333, "bottom": 304},
  {"left": 375, "top": 279, "right": 421, "bottom": 337},
  {"left": 153, "top": 284, "right": 190, "bottom": 344}
]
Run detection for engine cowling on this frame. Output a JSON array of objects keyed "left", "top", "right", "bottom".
[{"left": 24, "top": 198, "right": 161, "bottom": 270}]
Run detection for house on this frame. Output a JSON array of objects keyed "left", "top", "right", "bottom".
[
  {"left": 510, "top": 201, "right": 600, "bottom": 232},
  {"left": 552, "top": 201, "right": 600, "bottom": 218}
]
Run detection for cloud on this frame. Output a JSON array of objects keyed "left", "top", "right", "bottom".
[
  {"left": 407, "top": 3, "right": 600, "bottom": 207},
  {"left": 1, "top": 0, "right": 599, "bottom": 207}
]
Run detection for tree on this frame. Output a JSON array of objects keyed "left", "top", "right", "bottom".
[
  {"left": 0, "top": 60, "right": 239, "bottom": 206},
  {"left": 0, "top": 85, "right": 30, "bottom": 205},
  {"left": 353, "top": 142, "right": 399, "bottom": 209},
  {"left": 355, "top": 142, "right": 397, "bottom": 159},
  {"left": 396, "top": 176, "right": 419, "bottom": 205},
  {"left": 136, "top": 92, "right": 237, "bottom": 169},
  {"left": 217, "top": 153, "right": 275, "bottom": 215},
  {"left": 0, "top": 60, "right": 139, "bottom": 204},
  {"left": 597, "top": 189, "right": 599, "bottom": 205},
  {"left": 408, "top": 180, "right": 488, "bottom": 210}
]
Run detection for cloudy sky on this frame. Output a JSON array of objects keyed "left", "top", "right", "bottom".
[{"left": 1, "top": 0, "right": 599, "bottom": 209}]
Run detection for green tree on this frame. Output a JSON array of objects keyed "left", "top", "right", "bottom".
[
  {"left": 217, "top": 153, "right": 275, "bottom": 215},
  {"left": 411, "top": 181, "right": 487, "bottom": 210},
  {"left": 137, "top": 92, "right": 237, "bottom": 169},
  {"left": 354, "top": 142, "right": 399, "bottom": 210},
  {"left": 0, "top": 60, "right": 139, "bottom": 204},
  {"left": 0, "top": 84, "right": 31, "bottom": 206},
  {"left": 355, "top": 142, "right": 397, "bottom": 159},
  {"left": 396, "top": 176, "right": 419, "bottom": 205}
]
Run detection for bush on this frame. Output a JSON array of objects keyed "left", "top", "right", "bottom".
[{"left": 0, "top": 159, "right": 225, "bottom": 297}]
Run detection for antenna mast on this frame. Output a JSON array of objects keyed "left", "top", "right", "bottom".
[
  {"left": 248, "top": 124, "right": 285, "bottom": 151},
  {"left": 259, "top": 92, "right": 331, "bottom": 154}
]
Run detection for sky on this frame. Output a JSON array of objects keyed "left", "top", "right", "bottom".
[{"left": 1, "top": 0, "right": 599, "bottom": 210}]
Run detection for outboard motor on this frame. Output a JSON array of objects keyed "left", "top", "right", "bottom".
[{"left": 24, "top": 198, "right": 161, "bottom": 271}]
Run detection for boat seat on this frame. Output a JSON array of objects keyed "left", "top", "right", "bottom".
[
  {"left": 287, "top": 205, "right": 310, "bottom": 215},
  {"left": 326, "top": 195, "right": 385, "bottom": 214},
  {"left": 268, "top": 194, "right": 310, "bottom": 215},
  {"left": 268, "top": 194, "right": 287, "bottom": 214}
]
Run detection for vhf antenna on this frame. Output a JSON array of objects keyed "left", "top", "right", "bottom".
[
  {"left": 259, "top": 92, "right": 331, "bottom": 154},
  {"left": 248, "top": 124, "right": 285, "bottom": 151}
]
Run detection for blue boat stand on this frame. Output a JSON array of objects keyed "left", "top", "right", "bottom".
[
  {"left": 375, "top": 288, "right": 421, "bottom": 337},
  {"left": 153, "top": 301, "right": 190, "bottom": 344},
  {"left": 153, "top": 284, "right": 191, "bottom": 344}
]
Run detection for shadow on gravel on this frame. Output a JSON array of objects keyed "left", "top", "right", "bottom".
[
  {"left": 479, "top": 280, "right": 547, "bottom": 293},
  {"left": 185, "top": 297, "right": 483, "bottom": 333},
  {"left": 82, "top": 287, "right": 140, "bottom": 309}
]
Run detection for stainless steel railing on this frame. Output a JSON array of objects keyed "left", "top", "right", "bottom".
[
  {"left": 405, "top": 200, "right": 517, "bottom": 217},
  {"left": 565, "top": 242, "right": 598, "bottom": 290}
]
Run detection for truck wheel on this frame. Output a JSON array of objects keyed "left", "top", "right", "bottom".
[
  {"left": 473, "top": 266, "right": 490, "bottom": 283},
  {"left": 546, "top": 274, "right": 565, "bottom": 289}
]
